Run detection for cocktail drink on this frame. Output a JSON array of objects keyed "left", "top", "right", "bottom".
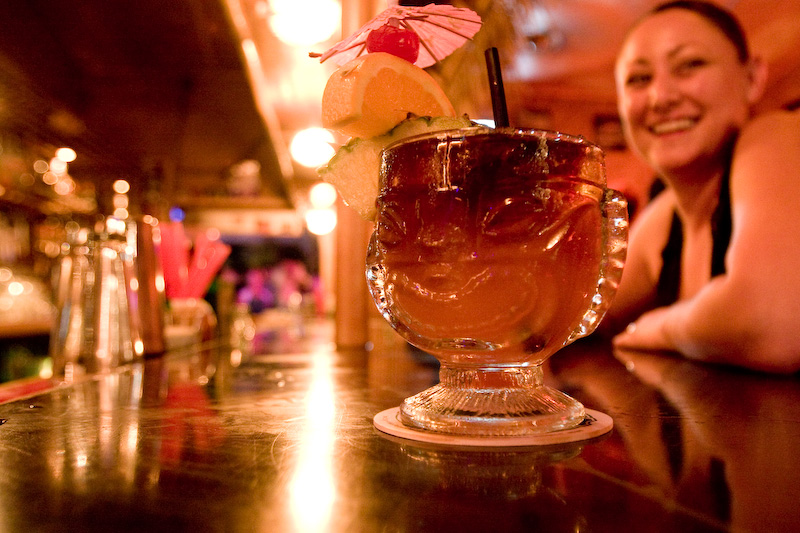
[
  {"left": 367, "top": 127, "right": 628, "bottom": 436},
  {"left": 312, "top": 5, "right": 626, "bottom": 437}
]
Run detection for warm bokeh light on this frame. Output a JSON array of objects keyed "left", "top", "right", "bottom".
[
  {"left": 49, "top": 157, "right": 68, "bottom": 174},
  {"left": 18, "top": 173, "right": 35, "bottom": 187},
  {"left": 107, "top": 217, "right": 127, "bottom": 235},
  {"left": 305, "top": 208, "right": 337, "bottom": 236},
  {"left": 55, "top": 147, "right": 77, "bottom": 162},
  {"left": 113, "top": 194, "right": 129, "bottom": 209},
  {"left": 309, "top": 182, "right": 337, "bottom": 208},
  {"left": 206, "top": 227, "right": 222, "bottom": 240},
  {"left": 290, "top": 127, "right": 335, "bottom": 168},
  {"left": 241, "top": 38, "right": 259, "bottom": 68},
  {"left": 113, "top": 179, "right": 130, "bottom": 194},
  {"left": 155, "top": 273, "right": 165, "bottom": 293},
  {"left": 33, "top": 159, "right": 48, "bottom": 174},
  {"left": 54, "top": 177, "right": 76, "bottom": 196},
  {"left": 38, "top": 358, "right": 53, "bottom": 379},
  {"left": 7, "top": 281, "right": 24, "bottom": 296},
  {"left": 268, "top": 0, "right": 340, "bottom": 47}
]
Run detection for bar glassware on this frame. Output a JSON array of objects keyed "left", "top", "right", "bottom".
[{"left": 367, "top": 128, "right": 628, "bottom": 436}]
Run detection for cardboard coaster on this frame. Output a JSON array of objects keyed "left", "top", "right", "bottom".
[{"left": 373, "top": 407, "right": 612, "bottom": 447}]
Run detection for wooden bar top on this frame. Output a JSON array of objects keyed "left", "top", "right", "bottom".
[{"left": 0, "top": 319, "right": 798, "bottom": 532}]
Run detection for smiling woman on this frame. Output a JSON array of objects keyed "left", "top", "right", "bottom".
[{"left": 602, "top": 1, "right": 800, "bottom": 373}]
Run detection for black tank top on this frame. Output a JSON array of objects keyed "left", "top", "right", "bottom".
[{"left": 655, "top": 172, "right": 732, "bottom": 307}]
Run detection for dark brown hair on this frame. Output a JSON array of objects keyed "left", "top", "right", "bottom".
[{"left": 651, "top": 1, "right": 750, "bottom": 62}]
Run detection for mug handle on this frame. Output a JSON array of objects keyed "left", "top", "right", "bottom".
[{"left": 567, "top": 188, "right": 629, "bottom": 343}]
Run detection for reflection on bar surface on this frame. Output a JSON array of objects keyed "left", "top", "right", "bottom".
[{"left": 1, "top": 317, "right": 800, "bottom": 531}]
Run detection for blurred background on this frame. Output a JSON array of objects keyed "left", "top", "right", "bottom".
[{"left": 0, "top": 0, "right": 797, "bottom": 380}]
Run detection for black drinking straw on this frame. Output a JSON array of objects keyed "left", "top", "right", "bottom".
[{"left": 484, "top": 47, "right": 509, "bottom": 128}]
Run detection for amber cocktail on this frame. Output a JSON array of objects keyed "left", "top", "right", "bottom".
[{"left": 367, "top": 128, "right": 627, "bottom": 436}]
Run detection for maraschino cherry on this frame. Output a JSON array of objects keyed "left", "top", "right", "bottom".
[{"left": 366, "top": 18, "right": 420, "bottom": 64}]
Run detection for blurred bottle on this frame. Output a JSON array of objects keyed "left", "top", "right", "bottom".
[
  {"left": 86, "top": 217, "right": 141, "bottom": 373},
  {"left": 230, "top": 303, "right": 256, "bottom": 363},
  {"left": 49, "top": 222, "right": 95, "bottom": 381},
  {"left": 131, "top": 215, "right": 166, "bottom": 355},
  {"left": 50, "top": 215, "right": 168, "bottom": 379}
]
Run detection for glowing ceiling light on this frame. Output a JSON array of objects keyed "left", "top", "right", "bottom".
[
  {"left": 269, "top": 0, "right": 341, "bottom": 47},
  {"left": 309, "top": 182, "right": 337, "bottom": 208},
  {"left": 305, "top": 208, "right": 337, "bottom": 235},
  {"left": 290, "top": 127, "right": 335, "bottom": 167}
]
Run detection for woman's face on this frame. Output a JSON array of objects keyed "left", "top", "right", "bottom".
[{"left": 615, "top": 9, "right": 761, "bottom": 177}]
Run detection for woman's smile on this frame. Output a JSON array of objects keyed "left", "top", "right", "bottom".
[{"left": 648, "top": 116, "right": 698, "bottom": 135}]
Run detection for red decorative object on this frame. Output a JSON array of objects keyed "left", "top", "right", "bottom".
[{"left": 366, "top": 20, "right": 421, "bottom": 64}]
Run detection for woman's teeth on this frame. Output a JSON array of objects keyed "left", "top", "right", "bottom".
[{"left": 650, "top": 118, "right": 696, "bottom": 134}]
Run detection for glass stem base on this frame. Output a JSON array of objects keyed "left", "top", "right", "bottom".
[{"left": 399, "top": 364, "right": 585, "bottom": 436}]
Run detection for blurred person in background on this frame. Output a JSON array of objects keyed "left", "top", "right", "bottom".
[
  {"left": 237, "top": 268, "right": 275, "bottom": 314},
  {"left": 605, "top": 1, "right": 800, "bottom": 373}
]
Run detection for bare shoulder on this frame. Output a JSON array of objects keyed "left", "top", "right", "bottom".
[
  {"left": 730, "top": 110, "right": 800, "bottom": 217},
  {"left": 739, "top": 109, "right": 800, "bottom": 139},
  {"left": 733, "top": 110, "right": 800, "bottom": 187},
  {"left": 727, "top": 109, "right": 800, "bottom": 273},
  {"left": 724, "top": 111, "right": 800, "bottom": 361}
]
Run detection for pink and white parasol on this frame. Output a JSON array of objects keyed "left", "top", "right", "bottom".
[{"left": 311, "top": 3, "right": 482, "bottom": 68}]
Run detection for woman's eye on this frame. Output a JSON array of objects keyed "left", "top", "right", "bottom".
[
  {"left": 625, "top": 73, "right": 651, "bottom": 87},
  {"left": 675, "top": 58, "right": 707, "bottom": 75}
]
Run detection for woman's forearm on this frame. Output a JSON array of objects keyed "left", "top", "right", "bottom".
[{"left": 615, "top": 276, "right": 800, "bottom": 374}]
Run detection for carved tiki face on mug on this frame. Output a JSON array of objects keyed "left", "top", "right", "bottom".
[{"left": 367, "top": 128, "right": 628, "bottom": 435}]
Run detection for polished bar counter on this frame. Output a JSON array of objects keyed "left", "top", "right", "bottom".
[{"left": 1, "top": 319, "right": 798, "bottom": 532}]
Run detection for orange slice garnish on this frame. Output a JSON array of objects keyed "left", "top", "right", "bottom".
[{"left": 322, "top": 52, "right": 456, "bottom": 138}]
